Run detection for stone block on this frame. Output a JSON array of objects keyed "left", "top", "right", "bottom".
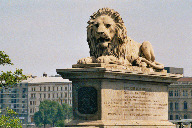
[{"left": 56, "top": 64, "right": 182, "bottom": 127}]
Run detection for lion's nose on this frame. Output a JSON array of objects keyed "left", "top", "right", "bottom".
[{"left": 97, "top": 25, "right": 105, "bottom": 35}]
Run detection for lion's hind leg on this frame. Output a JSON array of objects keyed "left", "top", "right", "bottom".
[{"left": 141, "top": 41, "right": 155, "bottom": 62}]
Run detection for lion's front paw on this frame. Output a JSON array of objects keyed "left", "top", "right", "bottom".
[
  {"left": 77, "top": 56, "right": 95, "bottom": 64},
  {"left": 96, "top": 56, "right": 117, "bottom": 64}
]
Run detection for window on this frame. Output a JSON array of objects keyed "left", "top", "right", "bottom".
[
  {"left": 176, "top": 115, "right": 179, "bottom": 120},
  {"left": 48, "top": 94, "right": 50, "bottom": 98},
  {"left": 174, "top": 90, "right": 179, "bottom": 96},
  {"left": 184, "top": 115, "right": 188, "bottom": 119},
  {"left": 186, "top": 90, "right": 188, "bottom": 96},
  {"left": 170, "top": 102, "right": 173, "bottom": 110},
  {"left": 170, "top": 115, "right": 173, "bottom": 120},
  {"left": 61, "top": 87, "right": 62, "bottom": 91},
  {"left": 34, "top": 87, "right": 35, "bottom": 91},
  {"left": 183, "top": 90, "right": 188, "bottom": 96},
  {"left": 22, "top": 88, "right": 26, "bottom": 93},
  {"left": 184, "top": 101, "right": 187, "bottom": 109},
  {"left": 65, "top": 87, "right": 67, "bottom": 91},
  {"left": 53, "top": 87, "right": 54, "bottom": 91},
  {"left": 40, "top": 87, "right": 42, "bottom": 91},
  {"left": 31, "top": 93, "right": 36, "bottom": 98},
  {"left": 57, "top": 87, "right": 58, "bottom": 91},
  {"left": 44, "top": 94, "right": 46, "bottom": 98},
  {"left": 22, "top": 94, "right": 26, "bottom": 98},
  {"left": 40, "top": 93, "right": 41, "bottom": 98},
  {"left": 48, "top": 87, "right": 50, "bottom": 91},
  {"left": 61, "top": 93, "right": 63, "bottom": 98},
  {"left": 169, "top": 91, "right": 173, "bottom": 97},
  {"left": 65, "top": 93, "right": 67, "bottom": 98},
  {"left": 175, "top": 102, "right": 179, "bottom": 110},
  {"left": 44, "top": 87, "right": 46, "bottom": 91},
  {"left": 57, "top": 93, "right": 58, "bottom": 98},
  {"left": 30, "top": 101, "right": 32, "bottom": 105}
]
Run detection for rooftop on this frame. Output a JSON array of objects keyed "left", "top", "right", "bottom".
[
  {"left": 177, "top": 77, "right": 192, "bottom": 82},
  {"left": 21, "top": 77, "right": 70, "bottom": 84}
]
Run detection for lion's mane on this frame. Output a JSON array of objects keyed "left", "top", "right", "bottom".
[{"left": 87, "top": 8, "right": 128, "bottom": 59}]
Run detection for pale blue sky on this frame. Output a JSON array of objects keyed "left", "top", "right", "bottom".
[{"left": 0, "top": 0, "right": 192, "bottom": 77}]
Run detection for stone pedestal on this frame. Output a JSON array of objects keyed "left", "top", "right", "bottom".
[{"left": 56, "top": 64, "right": 182, "bottom": 128}]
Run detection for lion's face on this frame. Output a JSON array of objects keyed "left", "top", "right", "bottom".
[
  {"left": 92, "top": 15, "right": 116, "bottom": 48},
  {"left": 87, "top": 8, "right": 127, "bottom": 58}
]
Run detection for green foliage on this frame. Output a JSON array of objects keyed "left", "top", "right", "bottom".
[
  {"left": 62, "top": 103, "right": 73, "bottom": 120},
  {"left": 0, "top": 69, "right": 27, "bottom": 88},
  {"left": 55, "top": 120, "right": 65, "bottom": 127},
  {"left": 34, "top": 100, "right": 72, "bottom": 127},
  {"left": 0, "top": 107, "right": 22, "bottom": 128},
  {"left": 0, "top": 51, "right": 13, "bottom": 65},
  {"left": 34, "top": 111, "right": 43, "bottom": 127},
  {"left": 0, "top": 51, "right": 27, "bottom": 88}
]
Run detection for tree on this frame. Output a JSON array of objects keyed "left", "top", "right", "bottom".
[
  {"left": 34, "top": 100, "right": 72, "bottom": 127},
  {"left": 0, "top": 107, "right": 22, "bottom": 128},
  {"left": 34, "top": 111, "right": 43, "bottom": 128},
  {"left": 62, "top": 103, "right": 73, "bottom": 120},
  {"left": 0, "top": 51, "right": 27, "bottom": 88}
]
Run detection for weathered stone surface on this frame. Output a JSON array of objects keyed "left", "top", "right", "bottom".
[
  {"left": 77, "top": 8, "right": 164, "bottom": 70},
  {"left": 57, "top": 64, "right": 182, "bottom": 83},
  {"left": 56, "top": 66, "right": 182, "bottom": 128},
  {"left": 101, "top": 80, "right": 169, "bottom": 121},
  {"left": 64, "top": 120, "right": 175, "bottom": 128}
]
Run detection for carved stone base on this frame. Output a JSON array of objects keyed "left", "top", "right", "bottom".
[
  {"left": 65, "top": 120, "right": 175, "bottom": 128},
  {"left": 56, "top": 64, "right": 182, "bottom": 128}
]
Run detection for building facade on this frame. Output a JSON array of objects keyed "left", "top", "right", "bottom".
[
  {"left": 165, "top": 67, "right": 184, "bottom": 74},
  {"left": 0, "top": 79, "right": 31, "bottom": 124},
  {"left": 0, "top": 76, "right": 72, "bottom": 124},
  {"left": 27, "top": 76, "right": 72, "bottom": 123},
  {"left": 168, "top": 77, "right": 192, "bottom": 120}
]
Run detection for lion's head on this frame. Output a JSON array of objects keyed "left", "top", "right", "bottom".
[{"left": 87, "top": 8, "right": 128, "bottom": 58}]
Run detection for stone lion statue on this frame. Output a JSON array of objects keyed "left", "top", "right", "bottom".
[{"left": 78, "top": 8, "right": 164, "bottom": 70}]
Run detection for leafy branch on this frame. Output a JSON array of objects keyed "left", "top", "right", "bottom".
[
  {"left": 0, "top": 107, "right": 22, "bottom": 128},
  {"left": 0, "top": 51, "right": 27, "bottom": 88}
]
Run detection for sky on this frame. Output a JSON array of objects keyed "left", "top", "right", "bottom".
[{"left": 0, "top": 0, "right": 192, "bottom": 77}]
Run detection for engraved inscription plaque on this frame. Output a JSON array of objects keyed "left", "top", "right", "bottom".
[
  {"left": 102, "top": 81, "right": 168, "bottom": 120},
  {"left": 78, "top": 87, "right": 97, "bottom": 114}
]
